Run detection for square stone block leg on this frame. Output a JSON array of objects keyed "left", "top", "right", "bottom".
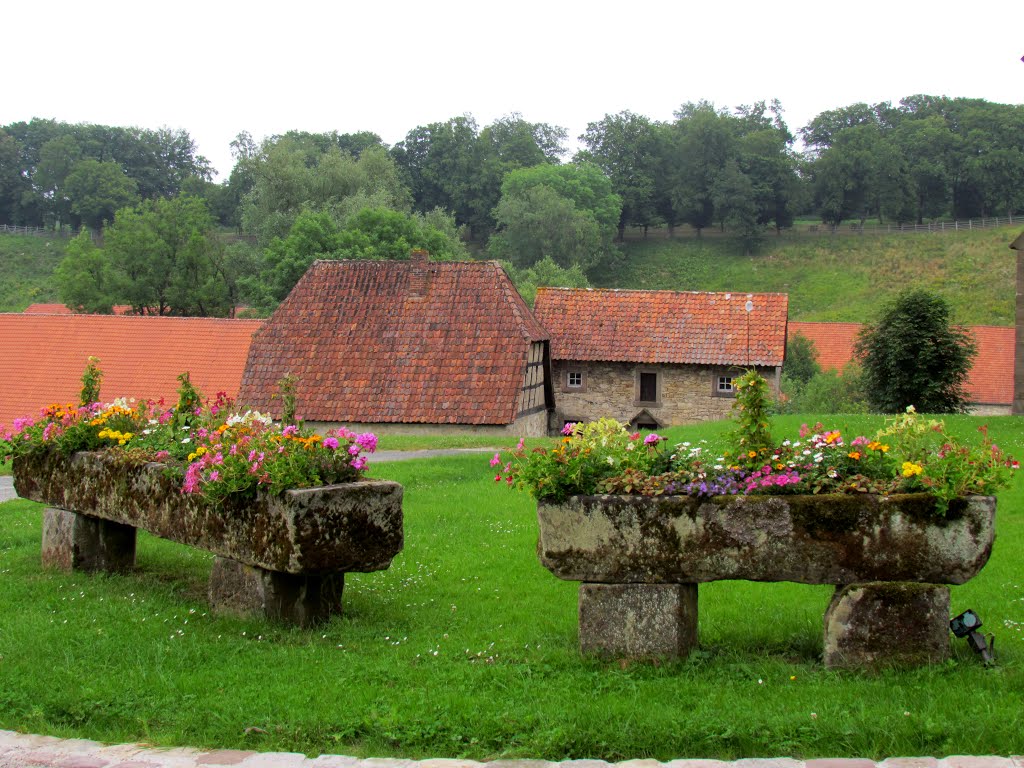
[
  {"left": 42, "top": 507, "right": 137, "bottom": 572},
  {"left": 208, "top": 556, "right": 345, "bottom": 627},
  {"left": 823, "top": 581, "right": 951, "bottom": 669},
  {"left": 578, "top": 582, "right": 698, "bottom": 659}
]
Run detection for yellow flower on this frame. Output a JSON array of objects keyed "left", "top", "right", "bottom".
[{"left": 902, "top": 461, "right": 923, "bottom": 477}]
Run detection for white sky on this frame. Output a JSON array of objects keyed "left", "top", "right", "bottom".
[{"left": 4, "top": 0, "right": 1022, "bottom": 181}]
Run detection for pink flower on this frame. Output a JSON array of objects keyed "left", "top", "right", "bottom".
[
  {"left": 348, "top": 444, "right": 360, "bottom": 456},
  {"left": 158, "top": 410, "right": 172, "bottom": 425},
  {"left": 516, "top": 438, "right": 525, "bottom": 451},
  {"left": 229, "top": 444, "right": 239, "bottom": 456},
  {"left": 155, "top": 450, "right": 170, "bottom": 461},
  {"left": 323, "top": 436, "right": 339, "bottom": 450},
  {"left": 208, "top": 470, "right": 220, "bottom": 482},
  {"left": 490, "top": 452, "right": 501, "bottom": 467},
  {"left": 356, "top": 433, "right": 378, "bottom": 453},
  {"left": 351, "top": 456, "right": 368, "bottom": 471},
  {"left": 282, "top": 425, "right": 299, "bottom": 437},
  {"left": 197, "top": 428, "right": 208, "bottom": 439},
  {"left": 644, "top": 433, "right": 663, "bottom": 446},
  {"left": 561, "top": 422, "right": 577, "bottom": 436}
]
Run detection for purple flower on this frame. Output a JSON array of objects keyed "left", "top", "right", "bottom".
[{"left": 323, "top": 436, "right": 339, "bottom": 450}]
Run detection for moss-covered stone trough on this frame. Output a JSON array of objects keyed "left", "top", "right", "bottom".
[
  {"left": 14, "top": 450, "right": 404, "bottom": 626},
  {"left": 537, "top": 493, "right": 996, "bottom": 668}
]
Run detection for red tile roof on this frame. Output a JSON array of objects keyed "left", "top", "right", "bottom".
[
  {"left": 788, "top": 322, "right": 1013, "bottom": 406},
  {"left": 238, "top": 257, "right": 548, "bottom": 426},
  {"left": 787, "top": 322, "right": 863, "bottom": 374},
  {"left": 534, "top": 288, "right": 788, "bottom": 367},
  {"left": 0, "top": 314, "right": 264, "bottom": 429}
]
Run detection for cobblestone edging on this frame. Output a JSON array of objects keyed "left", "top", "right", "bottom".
[{"left": 0, "top": 733, "right": 1022, "bottom": 768}]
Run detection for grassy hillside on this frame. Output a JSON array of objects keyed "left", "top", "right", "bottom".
[
  {"left": 1, "top": 226, "right": 1019, "bottom": 325},
  {"left": 596, "top": 226, "right": 1018, "bottom": 325},
  {"left": 0, "top": 234, "right": 67, "bottom": 312}
]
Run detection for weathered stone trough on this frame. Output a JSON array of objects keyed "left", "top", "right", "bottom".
[
  {"left": 14, "top": 450, "right": 404, "bottom": 627},
  {"left": 537, "top": 493, "right": 996, "bottom": 668}
]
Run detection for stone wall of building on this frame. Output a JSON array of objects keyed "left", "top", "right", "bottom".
[{"left": 549, "top": 360, "right": 779, "bottom": 429}]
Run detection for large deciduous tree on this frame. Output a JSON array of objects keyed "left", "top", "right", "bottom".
[
  {"left": 102, "top": 195, "right": 233, "bottom": 316},
  {"left": 63, "top": 159, "right": 140, "bottom": 230},
  {"left": 577, "top": 111, "right": 659, "bottom": 240},
  {"left": 488, "top": 163, "right": 621, "bottom": 274},
  {"left": 854, "top": 289, "right": 976, "bottom": 413}
]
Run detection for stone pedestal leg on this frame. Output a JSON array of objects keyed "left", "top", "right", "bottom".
[
  {"left": 41, "top": 507, "right": 137, "bottom": 572},
  {"left": 208, "top": 556, "right": 345, "bottom": 627},
  {"left": 823, "top": 581, "right": 951, "bottom": 669},
  {"left": 578, "top": 582, "right": 698, "bottom": 659}
]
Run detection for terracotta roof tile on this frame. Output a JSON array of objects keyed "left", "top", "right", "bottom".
[
  {"left": 0, "top": 314, "right": 263, "bottom": 429},
  {"left": 787, "top": 322, "right": 863, "bottom": 374},
  {"left": 238, "top": 257, "right": 547, "bottom": 425},
  {"left": 788, "top": 322, "right": 1013, "bottom": 406},
  {"left": 534, "top": 288, "right": 788, "bottom": 367}
]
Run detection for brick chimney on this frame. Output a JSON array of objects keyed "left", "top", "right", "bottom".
[{"left": 408, "top": 249, "right": 430, "bottom": 299}]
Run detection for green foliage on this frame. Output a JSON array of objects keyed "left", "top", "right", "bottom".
[
  {"left": 730, "top": 370, "right": 775, "bottom": 467},
  {"left": 877, "top": 407, "right": 1018, "bottom": 513},
  {"left": 501, "top": 256, "right": 590, "bottom": 307},
  {"left": 855, "top": 289, "right": 976, "bottom": 413},
  {"left": 174, "top": 372, "right": 203, "bottom": 429},
  {"left": 781, "top": 365, "right": 869, "bottom": 415},
  {"left": 0, "top": 234, "right": 66, "bottom": 311},
  {"left": 54, "top": 230, "right": 114, "bottom": 313},
  {"left": 489, "top": 163, "right": 621, "bottom": 274},
  {"left": 495, "top": 418, "right": 668, "bottom": 502},
  {"left": 784, "top": 332, "right": 821, "bottom": 386},
  {"left": 63, "top": 159, "right": 140, "bottom": 230},
  {"left": 257, "top": 206, "right": 468, "bottom": 306},
  {"left": 79, "top": 357, "right": 103, "bottom": 407},
  {"left": 99, "top": 194, "right": 235, "bottom": 316},
  {"left": 241, "top": 138, "right": 410, "bottom": 245},
  {"left": 274, "top": 373, "right": 299, "bottom": 427}
]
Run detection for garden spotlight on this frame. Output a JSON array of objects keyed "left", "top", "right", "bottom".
[{"left": 950, "top": 609, "right": 995, "bottom": 665}]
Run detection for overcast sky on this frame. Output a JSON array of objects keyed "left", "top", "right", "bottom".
[{"left": 5, "top": 0, "right": 1022, "bottom": 181}]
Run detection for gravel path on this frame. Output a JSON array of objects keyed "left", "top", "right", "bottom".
[{"left": 0, "top": 732, "right": 1019, "bottom": 768}]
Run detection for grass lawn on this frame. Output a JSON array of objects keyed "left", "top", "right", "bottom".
[{"left": 1, "top": 415, "right": 1022, "bottom": 759}]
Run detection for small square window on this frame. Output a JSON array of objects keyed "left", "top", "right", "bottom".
[
  {"left": 718, "top": 376, "right": 734, "bottom": 393},
  {"left": 567, "top": 371, "right": 583, "bottom": 388}
]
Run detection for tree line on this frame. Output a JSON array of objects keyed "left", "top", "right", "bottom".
[{"left": 2, "top": 94, "right": 1021, "bottom": 315}]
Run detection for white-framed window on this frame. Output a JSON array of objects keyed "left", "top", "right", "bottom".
[
  {"left": 718, "top": 375, "right": 735, "bottom": 393},
  {"left": 567, "top": 371, "right": 583, "bottom": 388}
]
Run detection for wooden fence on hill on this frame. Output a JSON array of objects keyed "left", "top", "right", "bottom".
[{"left": 622, "top": 215, "right": 1024, "bottom": 241}]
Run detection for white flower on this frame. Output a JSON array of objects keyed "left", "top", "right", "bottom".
[
  {"left": 606, "top": 457, "right": 615, "bottom": 466},
  {"left": 181, "top": 437, "right": 191, "bottom": 444}
]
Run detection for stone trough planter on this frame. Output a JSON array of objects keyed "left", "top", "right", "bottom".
[
  {"left": 536, "top": 492, "right": 996, "bottom": 668},
  {"left": 14, "top": 450, "right": 404, "bottom": 627}
]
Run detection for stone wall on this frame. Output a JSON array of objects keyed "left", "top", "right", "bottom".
[{"left": 549, "top": 360, "right": 779, "bottom": 428}]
